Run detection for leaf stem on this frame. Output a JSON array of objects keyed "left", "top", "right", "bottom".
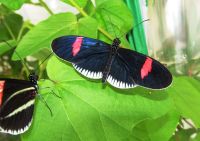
[
  {"left": 39, "top": 0, "right": 54, "bottom": 15},
  {"left": 68, "top": 0, "right": 114, "bottom": 41},
  {"left": 17, "top": 23, "right": 25, "bottom": 42},
  {"left": 2, "top": 20, "right": 16, "bottom": 41}
]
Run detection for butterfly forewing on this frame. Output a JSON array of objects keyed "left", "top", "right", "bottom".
[
  {"left": 0, "top": 79, "right": 36, "bottom": 135},
  {"left": 117, "top": 48, "right": 172, "bottom": 89},
  {"left": 52, "top": 36, "right": 111, "bottom": 79},
  {"left": 52, "top": 35, "right": 110, "bottom": 63}
]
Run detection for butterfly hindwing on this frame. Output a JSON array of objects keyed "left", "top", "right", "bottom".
[
  {"left": 106, "top": 55, "right": 136, "bottom": 88},
  {"left": 116, "top": 48, "right": 172, "bottom": 89},
  {"left": 0, "top": 79, "right": 36, "bottom": 135},
  {"left": 72, "top": 52, "right": 110, "bottom": 79}
]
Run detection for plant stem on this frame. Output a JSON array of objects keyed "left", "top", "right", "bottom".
[
  {"left": 2, "top": 20, "right": 16, "bottom": 41},
  {"left": 17, "top": 23, "right": 24, "bottom": 42},
  {"left": 39, "top": 0, "right": 54, "bottom": 15},
  {"left": 68, "top": 0, "right": 114, "bottom": 41}
]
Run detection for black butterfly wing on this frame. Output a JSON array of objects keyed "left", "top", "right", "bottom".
[
  {"left": 52, "top": 35, "right": 111, "bottom": 79},
  {"left": 0, "top": 79, "right": 36, "bottom": 135},
  {"left": 108, "top": 48, "right": 172, "bottom": 89},
  {"left": 106, "top": 55, "right": 135, "bottom": 88}
]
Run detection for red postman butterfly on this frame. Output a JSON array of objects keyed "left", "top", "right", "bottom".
[
  {"left": 0, "top": 73, "right": 38, "bottom": 135},
  {"left": 51, "top": 35, "right": 172, "bottom": 89}
]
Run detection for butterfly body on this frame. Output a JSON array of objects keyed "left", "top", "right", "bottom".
[
  {"left": 0, "top": 73, "right": 38, "bottom": 135},
  {"left": 102, "top": 38, "right": 121, "bottom": 83},
  {"left": 52, "top": 35, "right": 172, "bottom": 89}
]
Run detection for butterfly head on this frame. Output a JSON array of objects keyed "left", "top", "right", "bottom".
[
  {"left": 112, "top": 38, "right": 121, "bottom": 49},
  {"left": 29, "top": 73, "right": 38, "bottom": 85}
]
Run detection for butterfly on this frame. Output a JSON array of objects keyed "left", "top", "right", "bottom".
[
  {"left": 51, "top": 35, "right": 172, "bottom": 89},
  {"left": 0, "top": 73, "right": 38, "bottom": 135}
]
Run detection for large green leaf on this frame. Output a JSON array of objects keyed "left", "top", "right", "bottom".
[
  {"left": 12, "top": 13, "right": 98, "bottom": 60},
  {"left": 21, "top": 56, "right": 173, "bottom": 141},
  {"left": 0, "top": 0, "right": 27, "bottom": 10},
  {"left": 131, "top": 110, "right": 179, "bottom": 141},
  {"left": 167, "top": 77, "right": 200, "bottom": 127},
  {"left": 94, "top": 0, "right": 133, "bottom": 48}
]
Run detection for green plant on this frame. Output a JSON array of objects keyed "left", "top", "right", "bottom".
[{"left": 0, "top": 0, "right": 200, "bottom": 141}]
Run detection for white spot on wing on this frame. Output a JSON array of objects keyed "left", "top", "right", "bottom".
[
  {"left": 106, "top": 75, "right": 136, "bottom": 89},
  {"left": 0, "top": 119, "right": 33, "bottom": 135},
  {"left": 72, "top": 63, "right": 103, "bottom": 79}
]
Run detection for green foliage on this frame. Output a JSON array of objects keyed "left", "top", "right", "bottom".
[
  {"left": 0, "top": 40, "right": 17, "bottom": 55},
  {"left": 0, "top": 8, "right": 23, "bottom": 41},
  {"left": 0, "top": 0, "right": 27, "bottom": 10},
  {"left": 132, "top": 110, "right": 179, "bottom": 141},
  {"left": 167, "top": 77, "right": 200, "bottom": 127},
  {"left": 22, "top": 56, "right": 173, "bottom": 141},
  {"left": 0, "top": 0, "right": 199, "bottom": 141},
  {"left": 95, "top": 0, "right": 133, "bottom": 47}
]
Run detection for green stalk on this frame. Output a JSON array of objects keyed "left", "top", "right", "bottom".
[
  {"left": 125, "top": 0, "right": 148, "bottom": 55},
  {"left": 39, "top": 0, "right": 54, "bottom": 15},
  {"left": 68, "top": 0, "right": 115, "bottom": 43},
  {"left": 2, "top": 20, "right": 16, "bottom": 41}
]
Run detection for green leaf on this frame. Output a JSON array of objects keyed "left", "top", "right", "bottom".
[
  {"left": 82, "top": 0, "right": 95, "bottom": 16},
  {"left": 21, "top": 56, "right": 173, "bottom": 140},
  {"left": 12, "top": 13, "right": 98, "bottom": 60},
  {"left": 0, "top": 40, "right": 17, "bottom": 55},
  {"left": 95, "top": 0, "right": 124, "bottom": 7},
  {"left": 62, "top": 0, "right": 88, "bottom": 8},
  {"left": 0, "top": 13, "right": 23, "bottom": 40},
  {"left": 94, "top": 0, "right": 133, "bottom": 48},
  {"left": 131, "top": 110, "right": 179, "bottom": 141},
  {"left": 0, "top": 0, "right": 27, "bottom": 10},
  {"left": 167, "top": 77, "right": 200, "bottom": 127}
]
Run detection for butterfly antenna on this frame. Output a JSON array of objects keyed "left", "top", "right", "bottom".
[
  {"left": 102, "top": 8, "right": 118, "bottom": 38},
  {"left": 35, "top": 52, "right": 53, "bottom": 74},
  {"left": 38, "top": 94, "right": 53, "bottom": 116},
  {"left": 118, "top": 19, "right": 150, "bottom": 39},
  {"left": 134, "top": 19, "right": 150, "bottom": 29},
  {"left": 1, "top": 40, "right": 30, "bottom": 74}
]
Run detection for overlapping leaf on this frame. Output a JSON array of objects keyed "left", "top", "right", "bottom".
[
  {"left": 167, "top": 77, "right": 200, "bottom": 127},
  {"left": 94, "top": 0, "right": 133, "bottom": 48},
  {"left": 12, "top": 13, "right": 98, "bottom": 60},
  {"left": 0, "top": 0, "right": 27, "bottom": 10},
  {"left": 21, "top": 56, "right": 173, "bottom": 141}
]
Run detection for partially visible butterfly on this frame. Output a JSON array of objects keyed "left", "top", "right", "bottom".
[
  {"left": 0, "top": 73, "right": 38, "bottom": 135},
  {"left": 51, "top": 35, "right": 172, "bottom": 89}
]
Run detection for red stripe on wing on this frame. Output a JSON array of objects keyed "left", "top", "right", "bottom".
[
  {"left": 140, "top": 57, "right": 153, "bottom": 79},
  {"left": 0, "top": 81, "right": 5, "bottom": 106},
  {"left": 72, "top": 37, "right": 83, "bottom": 56}
]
